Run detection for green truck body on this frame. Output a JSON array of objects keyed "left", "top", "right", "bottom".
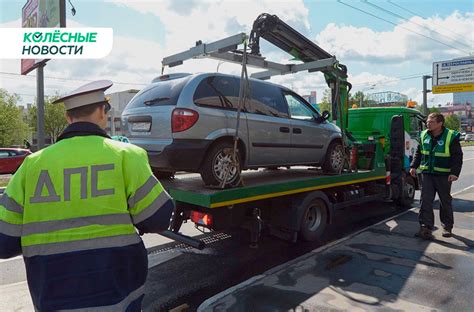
[{"left": 348, "top": 107, "right": 425, "bottom": 170}]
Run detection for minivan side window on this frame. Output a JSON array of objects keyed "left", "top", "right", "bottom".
[
  {"left": 247, "top": 81, "right": 289, "bottom": 118},
  {"left": 285, "top": 92, "right": 318, "bottom": 120},
  {"left": 193, "top": 76, "right": 240, "bottom": 110}
]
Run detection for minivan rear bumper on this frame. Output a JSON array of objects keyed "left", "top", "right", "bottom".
[{"left": 147, "top": 139, "right": 212, "bottom": 172}]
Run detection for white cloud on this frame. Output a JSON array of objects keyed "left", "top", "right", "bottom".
[
  {"left": 315, "top": 11, "right": 473, "bottom": 64},
  {"left": 0, "top": 19, "right": 166, "bottom": 103},
  {"left": 106, "top": 0, "right": 310, "bottom": 53},
  {"left": 1, "top": 3, "right": 470, "bottom": 108}
]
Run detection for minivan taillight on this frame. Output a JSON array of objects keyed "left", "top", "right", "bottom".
[{"left": 172, "top": 108, "right": 199, "bottom": 133}]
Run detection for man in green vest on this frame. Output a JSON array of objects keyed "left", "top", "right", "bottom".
[
  {"left": 0, "top": 80, "right": 174, "bottom": 311},
  {"left": 410, "top": 112, "right": 463, "bottom": 240}
]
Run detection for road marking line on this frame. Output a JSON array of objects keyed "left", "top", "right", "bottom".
[
  {"left": 452, "top": 185, "right": 474, "bottom": 195},
  {"left": 463, "top": 157, "right": 474, "bottom": 162}
]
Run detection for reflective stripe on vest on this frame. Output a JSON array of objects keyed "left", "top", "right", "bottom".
[
  {"left": 419, "top": 128, "right": 455, "bottom": 174},
  {"left": 13, "top": 136, "right": 168, "bottom": 256}
]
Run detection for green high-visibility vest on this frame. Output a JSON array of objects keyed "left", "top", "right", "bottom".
[
  {"left": 419, "top": 128, "right": 458, "bottom": 174},
  {"left": 1, "top": 135, "right": 169, "bottom": 257}
]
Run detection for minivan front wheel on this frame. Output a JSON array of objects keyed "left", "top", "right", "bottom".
[
  {"left": 200, "top": 142, "right": 242, "bottom": 187},
  {"left": 322, "top": 141, "right": 345, "bottom": 174}
]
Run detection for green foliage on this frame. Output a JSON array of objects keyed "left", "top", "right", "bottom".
[
  {"left": 444, "top": 114, "right": 461, "bottom": 131},
  {"left": 318, "top": 89, "right": 331, "bottom": 112},
  {"left": 0, "top": 89, "right": 30, "bottom": 147},
  {"left": 349, "top": 91, "right": 369, "bottom": 107},
  {"left": 28, "top": 96, "right": 68, "bottom": 143}
]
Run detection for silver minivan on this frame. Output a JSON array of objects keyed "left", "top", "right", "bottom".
[{"left": 122, "top": 73, "right": 343, "bottom": 186}]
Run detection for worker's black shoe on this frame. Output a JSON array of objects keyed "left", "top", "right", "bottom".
[
  {"left": 442, "top": 228, "right": 452, "bottom": 238},
  {"left": 416, "top": 227, "right": 433, "bottom": 240}
]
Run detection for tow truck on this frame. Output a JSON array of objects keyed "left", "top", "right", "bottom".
[{"left": 160, "top": 13, "right": 421, "bottom": 245}]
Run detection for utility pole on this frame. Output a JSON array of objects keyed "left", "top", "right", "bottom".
[
  {"left": 36, "top": 62, "right": 45, "bottom": 150},
  {"left": 422, "top": 75, "right": 432, "bottom": 116}
]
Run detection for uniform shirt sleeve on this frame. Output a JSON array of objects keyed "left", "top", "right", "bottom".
[
  {"left": 410, "top": 143, "right": 422, "bottom": 169},
  {"left": 449, "top": 135, "right": 463, "bottom": 177},
  {"left": 0, "top": 159, "right": 27, "bottom": 258},
  {"left": 123, "top": 146, "right": 174, "bottom": 233}
]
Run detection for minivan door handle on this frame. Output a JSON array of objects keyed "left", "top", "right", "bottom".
[
  {"left": 279, "top": 127, "right": 290, "bottom": 133},
  {"left": 293, "top": 128, "right": 302, "bottom": 134}
]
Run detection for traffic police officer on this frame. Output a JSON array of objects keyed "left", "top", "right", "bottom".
[
  {"left": 0, "top": 80, "right": 174, "bottom": 311},
  {"left": 410, "top": 112, "right": 463, "bottom": 239}
]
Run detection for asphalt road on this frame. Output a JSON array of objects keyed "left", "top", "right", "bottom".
[
  {"left": 0, "top": 146, "right": 472, "bottom": 311},
  {"left": 141, "top": 146, "right": 474, "bottom": 311}
]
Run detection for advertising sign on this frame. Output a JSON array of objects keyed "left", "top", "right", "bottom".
[{"left": 21, "top": 0, "right": 65, "bottom": 75}]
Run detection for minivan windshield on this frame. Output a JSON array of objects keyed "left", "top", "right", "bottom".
[{"left": 126, "top": 76, "right": 191, "bottom": 109}]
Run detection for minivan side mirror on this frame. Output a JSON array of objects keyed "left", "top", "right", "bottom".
[{"left": 317, "top": 110, "right": 331, "bottom": 122}]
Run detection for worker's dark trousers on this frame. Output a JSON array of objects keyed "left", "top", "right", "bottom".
[{"left": 419, "top": 173, "right": 453, "bottom": 230}]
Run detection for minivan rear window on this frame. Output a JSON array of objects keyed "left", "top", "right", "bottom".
[
  {"left": 126, "top": 76, "right": 191, "bottom": 109},
  {"left": 193, "top": 76, "right": 240, "bottom": 110}
]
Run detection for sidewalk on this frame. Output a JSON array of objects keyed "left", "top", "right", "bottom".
[{"left": 199, "top": 189, "right": 474, "bottom": 311}]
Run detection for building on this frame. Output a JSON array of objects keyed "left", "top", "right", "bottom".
[
  {"left": 435, "top": 102, "right": 473, "bottom": 132},
  {"left": 105, "top": 89, "right": 139, "bottom": 135},
  {"left": 366, "top": 91, "right": 408, "bottom": 107},
  {"left": 453, "top": 91, "right": 473, "bottom": 106},
  {"left": 302, "top": 91, "right": 317, "bottom": 105}
]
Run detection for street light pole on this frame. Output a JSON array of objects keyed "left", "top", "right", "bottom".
[{"left": 422, "top": 75, "right": 432, "bottom": 116}]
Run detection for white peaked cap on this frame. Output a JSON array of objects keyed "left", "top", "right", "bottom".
[{"left": 52, "top": 80, "right": 113, "bottom": 110}]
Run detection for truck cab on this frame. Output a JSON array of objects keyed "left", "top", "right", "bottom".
[{"left": 348, "top": 107, "right": 425, "bottom": 171}]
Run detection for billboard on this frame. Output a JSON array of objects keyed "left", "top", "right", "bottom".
[
  {"left": 432, "top": 57, "right": 474, "bottom": 94},
  {"left": 21, "top": 0, "right": 65, "bottom": 75}
]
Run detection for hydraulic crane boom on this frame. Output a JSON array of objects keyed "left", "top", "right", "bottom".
[{"left": 248, "top": 13, "right": 352, "bottom": 140}]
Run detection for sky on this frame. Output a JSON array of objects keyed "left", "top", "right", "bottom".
[{"left": 0, "top": 0, "right": 473, "bottom": 107}]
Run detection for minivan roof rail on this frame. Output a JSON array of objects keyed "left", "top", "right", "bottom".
[{"left": 151, "top": 73, "right": 192, "bottom": 83}]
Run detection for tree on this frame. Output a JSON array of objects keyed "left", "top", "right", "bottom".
[
  {"left": 349, "top": 91, "right": 369, "bottom": 107},
  {"left": 0, "top": 89, "right": 30, "bottom": 147},
  {"left": 444, "top": 114, "right": 461, "bottom": 131},
  {"left": 28, "top": 96, "right": 68, "bottom": 143},
  {"left": 318, "top": 89, "right": 332, "bottom": 112},
  {"left": 429, "top": 107, "right": 440, "bottom": 113}
]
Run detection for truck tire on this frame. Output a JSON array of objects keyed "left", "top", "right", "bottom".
[
  {"left": 396, "top": 175, "right": 415, "bottom": 208},
  {"left": 322, "top": 141, "right": 344, "bottom": 174},
  {"left": 300, "top": 198, "right": 328, "bottom": 242},
  {"left": 200, "top": 141, "right": 242, "bottom": 187}
]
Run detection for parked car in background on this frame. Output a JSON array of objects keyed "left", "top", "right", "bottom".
[
  {"left": 460, "top": 132, "right": 466, "bottom": 141},
  {"left": 465, "top": 133, "right": 474, "bottom": 142},
  {"left": 122, "top": 73, "right": 343, "bottom": 187},
  {"left": 0, "top": 148, "right": 31, "bottom": 174}
]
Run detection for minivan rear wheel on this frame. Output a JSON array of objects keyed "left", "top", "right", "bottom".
[
  {"left": 200, "top": 142, "right": 242, "bottom": 187},
  {"left": 322, "top": 141, "right": 345, "bottom": 174}
]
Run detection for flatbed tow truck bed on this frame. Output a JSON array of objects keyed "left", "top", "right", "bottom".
[
  {"left": 163, "top": 167, "right": 386, "bottom": 209},
  {"left": 161, "top": 144, "right": 392, "bottom": 243}
]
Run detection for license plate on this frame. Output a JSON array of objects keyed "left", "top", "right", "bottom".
[{"left": 131, "top": 122, "right": 151, "bottom": 132}]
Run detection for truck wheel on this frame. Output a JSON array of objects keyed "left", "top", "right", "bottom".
[
  {"left": 322, "top": 141, "right": 344, "bottom": 174},
  {"left": 200, "top": 141, "right": 242, "bottom": 187},
  {"left": 152, "top": 168, "right": 175, "bottom": 179},
  {"left": 396, "top": 175, "right": 415, "bottom": 208},
  {"left": 300, "top": 198, "right": 328, "bottom": 242}
]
